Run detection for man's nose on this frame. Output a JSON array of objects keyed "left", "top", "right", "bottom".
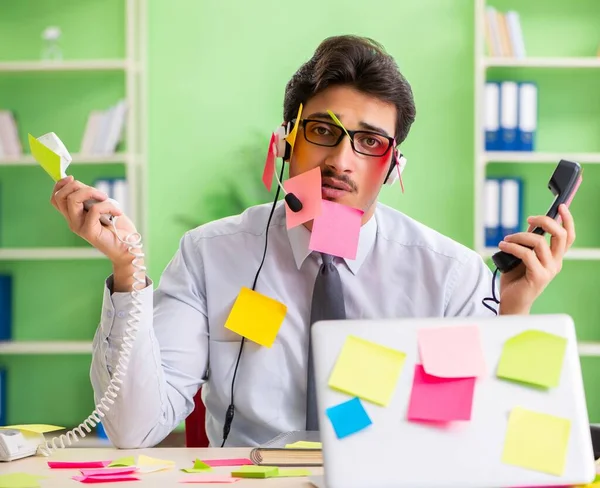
[{"left": 324, "top": 136, "right": 356, "bottom": 174}]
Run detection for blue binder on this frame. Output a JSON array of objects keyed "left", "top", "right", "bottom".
[
  {"left": 484, "top": 82, "right": 501, "bottom": 151},
  {"left": 0, "top": 275, "right": 12, "bottom": 341},
  {"left": 517, "top": 82, "right": 537, "bottom": 151},
  {"left": 499, "top": 81, "right": 519, "bottom": 151},
  {"left": 484, "top": 178, "right": 502, "bottom": 247},
  {"left": 0, "top": 369, "right": 6, "bottom": 427},
  {"left": 499, "top": 178, "right": 523, "bottom": 239}
]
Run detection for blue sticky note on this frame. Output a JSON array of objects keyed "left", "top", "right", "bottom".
[{"left": 326, "top": 397, "right": 372, "bottom": 439}]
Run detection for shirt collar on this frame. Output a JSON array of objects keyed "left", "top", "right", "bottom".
[{"left": 286, "top": 205, "right": 378, "bottom": 275}]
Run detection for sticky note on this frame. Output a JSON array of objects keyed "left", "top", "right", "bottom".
[
  {"left": 202, "top": 458, "right": 252, "bottom": 467},
  {"left": 0, "top": 473, "right": 43, "bottom": 488},
  {"left": 138, "top": 454, "right": 175, "bottom": 466},
  {"left": 309, "top": 200, "right": 364, "bottom": 260},
  {"left": 262, "top": 132, "right": 276, "bottom": 191},
  {"left": 1, "top": 423, "right": 64, "bottom": 434},
  {"left": 72, "top": 474, "right": 140, "bottom": 483},
  {"left": 28, "top": 133, "right": 65, "bottom": 182},
  {"left": 418, "top": 325, "right": 486, "bottom": 378},
  {"left": 497, "top": 330, "right": 567, "bottom": 388},
  {"left": 49, "top": 461, "right": 111, "bottom": 469},
  {"left": 108, "top": 456, "right": 135, "bottom": 467},
  {"left": 80, "top": 467, "right": 137, "bottom": 477},
  {"left": 502, "top": 406, "right": 571, "bottom": 476},
  {"left": 407, "top": 364, "right": 476, "bottom": 422},
  {"left": 224, "top": 287, "right": 287, "bottom": 348},
  {"left": 285, "top": 104, "right": 303, "bottom": 153},
  {"left": 275, "top": 469, "right": 312, "bottom": 477},
  {"left": 326, "top": 110, "right": 350, "bottom": 138},
  {"left": 182, "top": 459, "right": 213, "bottom": 473},
  {"left": 179, "top": 475, "right": 241, "bottom": 483},
  {"left": 326, "top": 397, "right": 372, "bottom": 439},
  {"left": 230, "top": 466, "right": 279, "bottom": 478},
  {"left": 283, "top": 167, "right": 322, "bottom": 228},
  {"left": 285, "top": 441, "right": 322, "bottom": 449},
  {"left": 328, "top": 335, "right": 406, "bottom": 406}
]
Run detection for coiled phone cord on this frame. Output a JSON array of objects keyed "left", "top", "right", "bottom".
[{"left": 37, "top": 217, "right": 146, "bottom": 456}]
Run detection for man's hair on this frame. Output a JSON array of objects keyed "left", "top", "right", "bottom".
[{"left": 283, "top": 35, "right": 416, "bottom": 144}]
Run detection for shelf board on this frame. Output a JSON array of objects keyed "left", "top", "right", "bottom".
[
  {"left": 0, "top": 341, "right": 93, "bottom": 354},
  {"left": 480, "top": 248, "right": 600, "bottom": 260},
  {"left": 0, "top": 59, "right": 128, "bottom": 72},
  {"left": 0, "top": 247, "right": 106, "bottom": 260},
  {"left": 484, "top": 57, "right": 600, "bottom": 69},
  {"left": 485, "top": 152, "right": 600, "bottom": 164},
  {"left": 0, "top": 153, "right": 128, "bottom": 166}
]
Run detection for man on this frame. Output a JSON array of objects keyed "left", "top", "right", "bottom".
[{"left": 51, "top": 35, "right": 575, "bottom": 449}]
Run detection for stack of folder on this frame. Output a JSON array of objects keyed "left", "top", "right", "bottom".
[{"left": 484, "top": 178, "right": 523, "bottom": 248}]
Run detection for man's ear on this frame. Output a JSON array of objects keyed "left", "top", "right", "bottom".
[{"left": 273, "top": 122, "right": 291, "bottom": 161}]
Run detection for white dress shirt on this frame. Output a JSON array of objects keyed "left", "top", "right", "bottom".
[{"left": 91, "top": 200, "right": 495, "bottom": 449}]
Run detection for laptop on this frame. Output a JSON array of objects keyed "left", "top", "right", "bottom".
[{"left": 310, "top": 314, "right": 596, "bottom": 488}]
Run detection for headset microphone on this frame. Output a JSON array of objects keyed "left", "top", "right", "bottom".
[{"left": 273, "top": 163, "right": 303, "bottom": 212}]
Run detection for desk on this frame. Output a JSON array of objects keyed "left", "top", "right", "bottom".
[{"left": 1, "top": 448, "right": 323, "bottom": 487}]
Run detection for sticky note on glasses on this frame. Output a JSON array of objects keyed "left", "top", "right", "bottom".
[
  {"left": 224, "top": 287, "right": 287, "bottom": 348},
  {"left": 28, "top": 132, "right": 72, "bottom": 182},
  {"left": 285, "top": 103, "right": 303, "bottom": 151},
  {"left": 309, "top": 200, "right": 363, "bottom": 259},
  {"left": 283, "top": 167, "right": 322, "bottom": 228}
]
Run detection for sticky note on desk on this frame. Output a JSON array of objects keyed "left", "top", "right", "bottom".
[
  {"left": 497, "top": 330, "right": 567, "bottom": 388},
  {"left": 49, "top": 460, "right": 111, "bottom": 469},
  {"left": 224, "top": 287, "right": 287, "bottom": 348},
  {"left": 73, "top": 474, "right": 140, "bottom": 483},
  {"left": 231, "top": 466, "right": 279, "bottom": 478},
  {"left": 309, "top": 200, "right": 363, "bottom": 260},
  {"left": 182, "top": 459, "right": 212, "bottom": 473},
  {"left": 179, "top": 475, "right": 241, "bottom": 483},
  {"left": 283, "top": 167, "right": 322, "bottom": 228},
  {"left": 108, "top": 456, "right": 135, "bottom": 467},
  {"left": 0, "top": 473, "right": 44, "bottom": 488},
  {"left": 328, "top": 335, "right": 406, "bottom": 406},
  {"left": 202, "top": 458, "right": 252, "bottom": 467},
  {"left": 326, "top": 397, "right": 372, "bottom": 439},
  {"left": 418, "top": 325, "right": 486, "bottom": 378},
  {"left": 285, "top": 441, "right": 322, "bottom": 449},
  {"left": 2, "top": 423, "right": 64, "bottom": 434},
  {"left": 502, "top": 406, "right": 571, "bottom": 476}
]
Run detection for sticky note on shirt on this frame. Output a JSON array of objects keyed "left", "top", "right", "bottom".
[
  {"left": 328, "top": 335, "right": 406, "bottom": 406},
  {"left": 326, "top": 397, "right": 372, "bottom": 439},
  {"left": 502, "top": 406, "right": 571, "bottom": 476},
  {"left": 497, "top": 330, "right": 567, "bottom": 388},
  {"left": 262, "top": 132, "right": 276, "bottom": 191},
  {"left": 407, "top": 364, "right": 476, "bottom": 422},
  {"left": 224, "top": 287, "right": 287, "bottom": 348},
  {"left": 418, "top": 325, "right": 486, "bottom": 378},
  {"left": 309, "top": 199, "right": 364, "bottom": 260},
  {"left": 283, "top": 167, "right": 322, "bottom": 229},
  {"left": 182, "top": 459, "right": 213, "bottom": 473}
]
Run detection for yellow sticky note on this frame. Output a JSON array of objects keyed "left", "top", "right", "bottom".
[
  {"left": 0, "top": 473, "right": 44, "bottom": 488},
  {"left": 138, "top": 454, "right": 175, "bottom": 466},
  {"left": 502, "top": 406, "right": 571, "bottom": 476},
  {"left": 108, "top": 456, "right": 135, "bottom": 467},
  {"left": 326, "top": 110, "right": 350, "bottom": 138},
  {"left": 28, "top": 133, "right": 63, "bottom": 182},
  {"left": 224, "top": 287, "right": 287, "bottom": 348},
  {"left": 285, "top": 441, "right": 322, "bottom": 449},
  {"left": 497, "top": 330, "right": 567, "bottom": 388},
  {"left": 1, "top": 424, "right": 64, "bottom": 434},
  {"left": 285, "top": 103, "right": 303, "bottom": 152},
  {"left": 181, "top": 459, "right": 212, "bottom": 473},
  {"left": 328, "top": 335, "right": 406, "bottom": 406}
]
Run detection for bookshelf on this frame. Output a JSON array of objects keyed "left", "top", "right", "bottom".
[{"left": 0, "top": 0, "right": 147, "bottom": 429}]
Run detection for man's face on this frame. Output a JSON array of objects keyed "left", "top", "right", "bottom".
[{"left": 288, "top": 85, "right": 397, "bottom": 224}]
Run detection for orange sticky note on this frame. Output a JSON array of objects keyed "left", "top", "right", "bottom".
[
  {"left": 224, "top": 287, "right": 287, "bottom": 348},
  {"left": 283, "top": 167, "right": 322, "bottom": 228},
  {"left": 262, "top": 132, "right": 276, "bottom": 191},
  {"left": 286, "top": 104, "right": 303, "bottom": 154},
  {"left": 418, "top": 325, "right": 486, "bottom": 378},
  {"left": 309, "top": 200, "right": 363, "bottom": 259}
]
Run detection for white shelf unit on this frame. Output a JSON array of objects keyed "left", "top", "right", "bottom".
[
  {"left": 0, "top": 59, "right": 129, "bottom": 72},
  {"left": 484, "top": 57, "right": 600, "bottom": 69},
  {"left": 0, "top": 341, "right": 93, "bottom": 354},
  {"left": 0, "top": 153, "right": 129, "bottom": 165},
  {"left": 0, "top": 248, "right": 105, "bottom": 260}
]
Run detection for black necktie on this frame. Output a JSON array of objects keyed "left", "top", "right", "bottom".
[{"left": 306, "top": 253, "right": 346, "bottom": 430}]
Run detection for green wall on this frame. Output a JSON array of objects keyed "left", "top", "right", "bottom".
[{"left": 1, "top": 0, "right": 600, "bottom": 428}]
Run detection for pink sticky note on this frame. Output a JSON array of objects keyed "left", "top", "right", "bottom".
[
  {"left": 309, "top": 200, "right": 363, "bottom": 259},
  {"left": 49, "top": 460, "right": 111, "bottom": 469},
  {"left": 72, "top": 474, "right": 140, "bottom": 483},
  {"left": 407, "top": 364, "right": 476, "bottom": 422},
  {"left": 262, "top": 133, "right": 276, "bottom": 191},
  {"left": 80, "top": 467, "right": 138, "bottom": 477},
  {"left": 418, "top": 325, "right": 486, "bottom": 378},
  {"left": 283, "top": 167, "right": 322, "bottom": 229},
  {"left": 203, "top": 458, "right": 253, "bottom": 467},
  {"left": 179, "top": 475, "right": 241, "bottom": 483}
]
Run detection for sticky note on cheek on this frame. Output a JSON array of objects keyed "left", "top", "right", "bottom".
[{"left": 283, "top": 167, "right": 322, "bottom": 229}]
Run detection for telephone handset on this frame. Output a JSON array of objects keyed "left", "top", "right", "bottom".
[{"left": 492, "top": 159, "right": 582, "bottom": 274}]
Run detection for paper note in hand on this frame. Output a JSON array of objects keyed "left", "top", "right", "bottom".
[
  {"left": 326, "top": 397, "right": 372, "bottom": 439},
  {"left": 224, "top": 287, "right": 287, "bottom": 348},
  {"left": 283, "top": 166, "right": 322, "bottom": 228},
  {"left": 497, "top": 330, "right": 567, "bottom": 388},
  {"left": 407, "top": 364, "right": 476, "bottom": 422},
  {"left": 502, "top": 406, "right": 571, "bottom": 476},
  {"left": 328, "top": 335, "right": 406, "bottom": 406},
  {"left": 418, "top": 325, "right": 486, "bottom": 378},
  {"left": 28, "top": 133, "right": 71, "bottom": 182},
  {"left": 309, "top": 200, "right": 363, "bottom": 260}
]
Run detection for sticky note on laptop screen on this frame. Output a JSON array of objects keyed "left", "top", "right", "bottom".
[
  {"left": 497, "top": 330, "right": 567, "bottom": 388},
  {"left": 328, "top": 335, "right": 406, "bottom": 406},
  {"left": 502, "top": 406, "right": 571, "bottom": 476}
]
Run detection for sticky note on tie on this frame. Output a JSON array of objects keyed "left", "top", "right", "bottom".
[
  {"left": 309, "top": 200, "right": 363, "bottom": 260},
  {"left": 326, "top": 397, "right": 372, "bottom": 439},
  {"left": 283, "top": 167, "right": 322, "bottom": 228},
  {"left": 108, "top": 456, "right": 135, "bottom": 467},
  {"left": 1, "top": 424, "right": 64, "bottom": 434},
  {"left": 262, "top": 132, "right": 277, "bottom": 191},
  {"left": 224, "top": 287, "right": 287, "bottom": 348},
  {"left": 407, "top": 364, "right": 476, "bottom": 422},
  {"left": 497, "top": 330, "right": 567, "bottom": 388},
  {"left": 328, "top": 335, "right": 406, "bottom": 406},
  {"left": 418, "top": 325, "right": 486, "bottom": 378},
  {"left": 502, "top": 406, "right": 571, "bottom": 476},
  {"left": 182, "top": 459, "right": 213, "bottom": 473}
]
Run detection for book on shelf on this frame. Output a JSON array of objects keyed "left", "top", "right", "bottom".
[
  {"left": 0, "top": 111, "right": 23, "bottom": 159},
  {"left": 80, "top": 99, "right": 127, "bottom": 156},
  {"left": 485, "top": 7, "right": 526, "bottom": 58},
  {"left": 484, "top": 177, "right": 523, "bottom": 248},
  {"left": 484, "top": 81, "right": 537, "bottom": 151},
  {"left": 93, "top": 178, "right": 130, "bottom": 216},
  {"left": 0, "top": 368, "right": 6, "bottom": 427},
  {"left": 0, "top": 275, "right": 12, "bottom": 341}
]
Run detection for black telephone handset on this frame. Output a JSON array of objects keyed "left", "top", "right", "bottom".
[{"left": 492, "top": 159, "right": 583, "bottom": 274}]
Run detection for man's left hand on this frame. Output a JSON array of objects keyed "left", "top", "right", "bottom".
[{"left": 497, "top": 204, "right": 575, "bottom": 315}]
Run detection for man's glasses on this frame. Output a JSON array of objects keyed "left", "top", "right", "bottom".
[{"left": 299, "top": 119, "right": 395, "bottom": 157}]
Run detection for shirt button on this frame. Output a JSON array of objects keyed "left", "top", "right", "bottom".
[
  {"left": 117, "top": 311, "right": 126, "bottom": 318},
  {"left": 106, "top": 310, "right": 114, "bottom": 319}
]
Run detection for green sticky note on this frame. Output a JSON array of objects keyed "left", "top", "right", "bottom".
[
  {"left": 108, "top": 456, "right": 135, "bottom": 467},
  {"left": 231, "top": 466, "right": 279, "bottom": 478},
  {"left": 497, "top": 330, "right": 567, "bottom": 388},
  {"left": 181, "top": 459, "right": 212, "bottom": 473},
  {"left": 28, "top": 133, "right": 63, "bottom": 182},
  {"left": 274, "top": 468, "right": 311, "bottom": 477},
  {"left": 0, "top": 473, "right": 43, "bottom": 488}
]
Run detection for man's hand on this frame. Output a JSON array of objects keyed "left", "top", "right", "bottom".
[{"left": 497, "top": 204, "right": 575, "bottom": 315}]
